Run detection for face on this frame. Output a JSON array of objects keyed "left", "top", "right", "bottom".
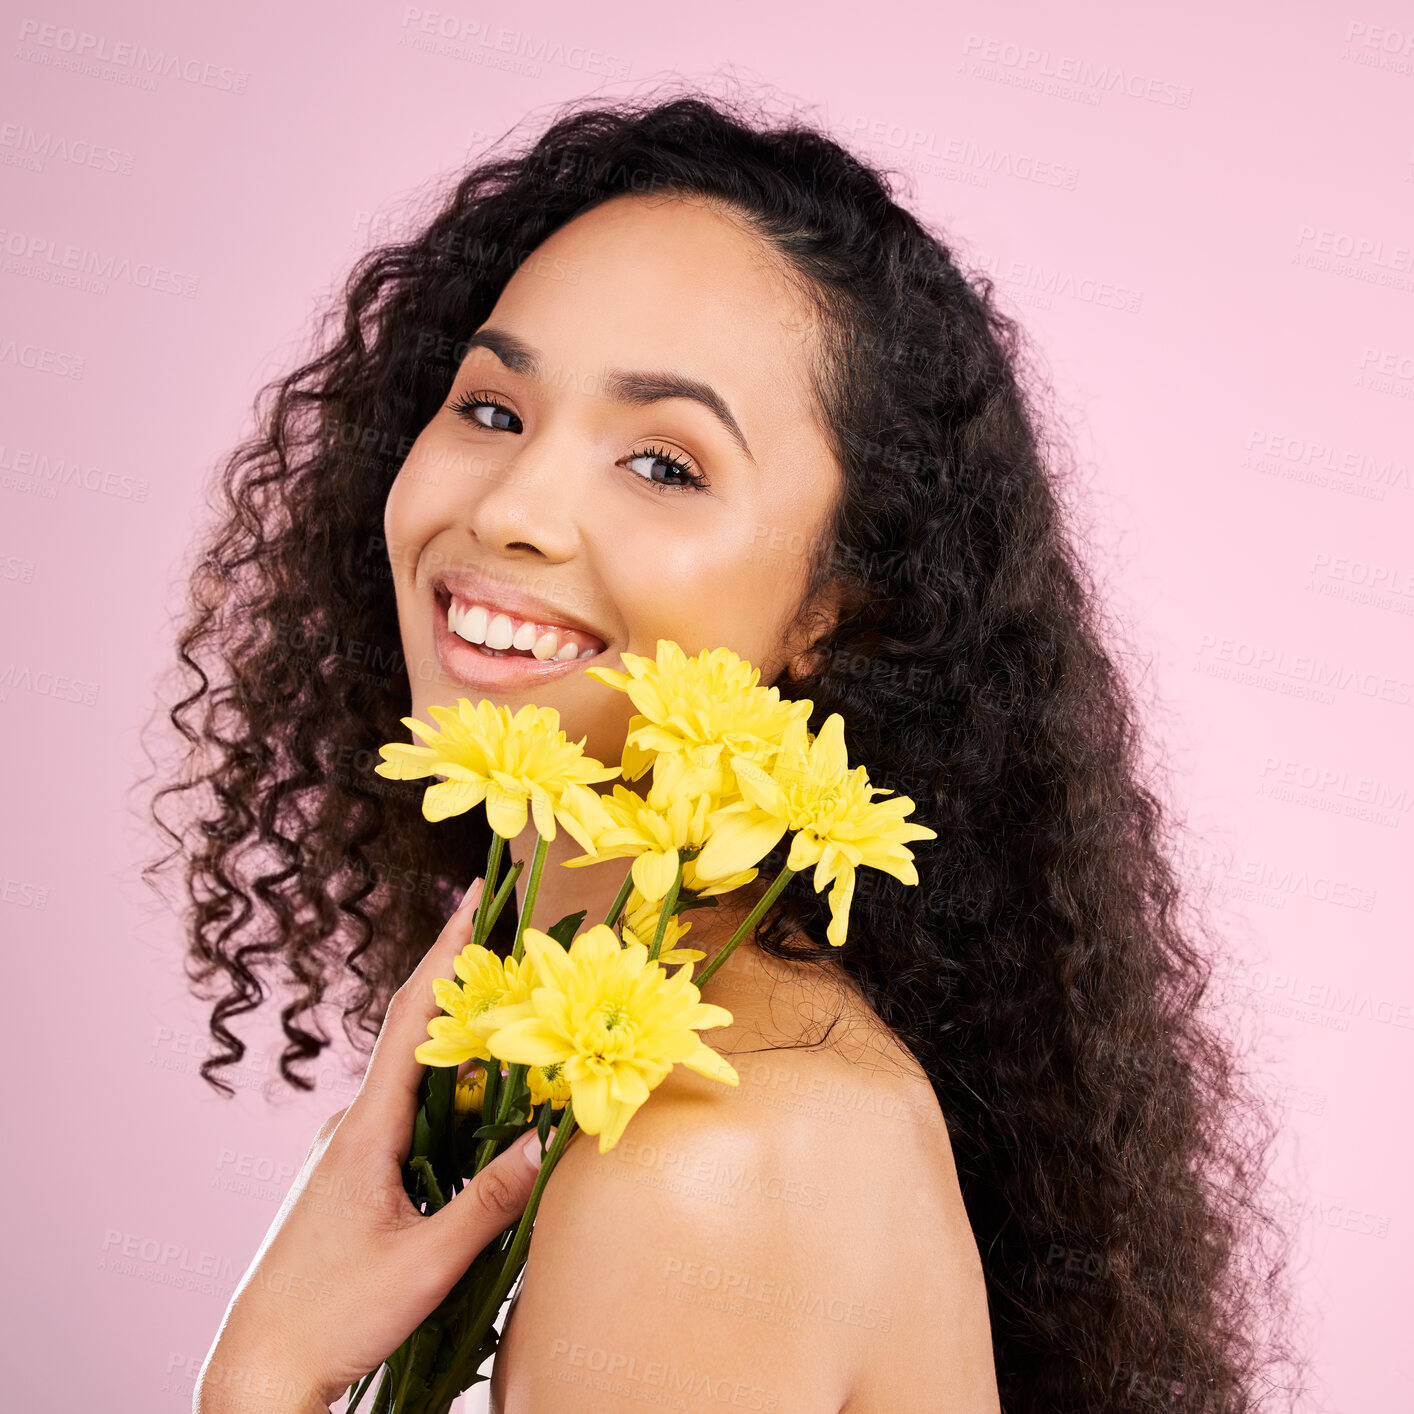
[{"left": 384, "top": 192, "right": 842, "bottom": 771}]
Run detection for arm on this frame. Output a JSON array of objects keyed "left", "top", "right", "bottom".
[
  {"left": 194, "top": 879, "right": 546, "bottom": 1413},
  {"left": 489, "top": 1075, "right": 858, "bottom": 1414}
]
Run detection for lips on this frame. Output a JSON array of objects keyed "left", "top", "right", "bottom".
[
  {"left": 431, "top": 570, "right": 607, "bottom": 642},
  {"left": 429, "top": 582, "right": 610, "bottom": 690}
]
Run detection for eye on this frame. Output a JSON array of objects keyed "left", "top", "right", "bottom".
[
  {"left": 449, "top": 389, "right": 523, "bottom": 433},
  {"left": 622, "top": 444, "right": 710, "bottom": 495},
  {"left": 446, "top": 390, "right": 710, "bottom": 496}
]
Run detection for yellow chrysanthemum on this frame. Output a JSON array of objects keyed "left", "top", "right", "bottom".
[
  {"left": 617, "top": 889, "right": 705, "bottom": 966},
  {"left": 527, "top": 1061, "right": 572, "bottom": 1110},
  {"left": 484, "top": 924, "right": 739, "bottom": 1153},
  {"left": 454, "top": 1066, "right": 488, "bottom": 1113},
  {"left": 559, "top": 780, "right": 757, "bottom": 904},
  {"left": 414, "top": 944, "right": 538, "bottom": 1068},
  {"left": 455, "top": 1065, "right": 535, "bottom": 1121},
  {"left": 694, "top": 713, "right": 938, "bottom": 947},
  {"left": 374, "top": 698, "right": 619, "bottom": 848},
  {"left": 585, "top": 640, "right": 812, "bottom": 800}
]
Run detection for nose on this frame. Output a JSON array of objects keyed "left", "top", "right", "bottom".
[{"left": 459, "top": 426, "right": 587, "bottom": 562}]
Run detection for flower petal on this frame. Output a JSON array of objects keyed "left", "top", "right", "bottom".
[
  {"left": 373, "top": 743, "right": 441, "bottom": 780},
  {"left": 485, "top": 1017, "right": 571, "bottom": 1068},
  {"left": 681, "top": 1040, "right": 739, "bottom": 1087},
  {"left": 596, "top": 1095, "right": 643, "bottom": 1153},
  {"left": 695, "top": 809, "right": 788, "bottom": 878},
  {"left": 485, "top": 786, "right": 531, "bottom": 840},
  {"left": 415, "top": 1036, "right": 481, "bottom": 1067},
  {"left": 608, "top": 1063, "right": 652, "bottom": 1108},
  {"left": 422, "top": 779, "right": 483, "bottom": 822},
  {"left": 570, "top": 1069, "right": 612, "bottom": 1135},
  {"left": 826, "top": 867, "right": 856, "bottom": 947},
  {"left": 521, "top": 928, "right": 574, "bottom": 994}
]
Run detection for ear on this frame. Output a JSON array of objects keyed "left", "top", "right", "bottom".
[
  {"left": 783, "top": 583, "right": 847, "bottom": 681},
  {"left": 787, "top": 644, "right": 822, "bottom": 679}
]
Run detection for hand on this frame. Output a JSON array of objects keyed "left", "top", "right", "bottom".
[{"left": 194, "top": 879, "right": 545, "bottom": 1413}]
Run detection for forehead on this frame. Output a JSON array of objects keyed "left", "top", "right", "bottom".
[{"left": 481, "top": 194, "right": 831, "bottom": 461}]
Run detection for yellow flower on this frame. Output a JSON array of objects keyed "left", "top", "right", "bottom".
[
  {"left": 560, "top": 780, "right": 757, "bottom": 904},
  {"left": 585, "top": 640, "right": 812, "bottom": 800},
  {"left": 455, "top": 1065, "right": 534, "bottom": 1122},
  {"left": 484, "top": 924, "right": 738, "bottom": 1153},
  {"left": 527, "top": 1061, "right": 572, "bottom": 1110},
  {"left": 414, "top": 944, "right": 538, "bottom": 1068},
  {"left": 694, "top": 714, "right": 937, "bottom": 947},
  {"left": 454, "top": 1065, "right": 488, "bottom": 1113},
  {"left": 618, "top": 889, "right": 705, "bottom": 966},
  {"left": 374, "top": 698, "right": 619, "bottom": 848}
]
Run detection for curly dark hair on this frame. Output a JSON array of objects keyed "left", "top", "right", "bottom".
[{"left": 142, "top": 82, "right": 1310, "bottom": 1413}]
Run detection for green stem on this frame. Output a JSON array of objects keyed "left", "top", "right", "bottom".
[
  {"left": 471, "top": 1106, "right": 576, "bottom": 1327},
  {"left": 474, "top": 850, "right": 523, "bottom": 950},
  {"left": 470, "top": 1061, "right": 531, "bottom": 1175},
  {"left": 647, "top": 854, "right": 684, "bottom": 963},
  {"left": 391, "top": 1329, "right": 420, "bottom": 1411},
  {"left": 479, "top": 1065, "right": 500, "bottom": 1137},
  {"left": 426, "top": 1107, "right": 580, "bottom": 1410},
  {"left": 510, "top": 832, "right": 550, "bottom": 963},
  {"left": 692, "top": 865, "right": 796, "bottom": 987},
  {"left": 369, "top": 1364, "right": 394, "bottom": 1414},
  {"left": 494, "top": 1064, "right": 528, "bottom": 1126},
  {"left": 603, "top": 865, "right": 635, "bottom": 930},
  {"left": 471, "top": 832, "right": 550, "bottom": 1171},
  {"left": 345, "top": 1370, "right": 375, "bottom": 1413},
  {"left": 471, "top": 834, "right": 505, "bottom": 948}
]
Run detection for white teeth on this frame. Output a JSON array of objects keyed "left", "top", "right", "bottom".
[
  {"left": 485, "top": 612, "right": 515, "bottom": 650},
  {"left": 444, "top": 593, "right": 603, "bottom": 660},
  {"left": 450, "top": 603, "right": 490, "bottom": 645}
]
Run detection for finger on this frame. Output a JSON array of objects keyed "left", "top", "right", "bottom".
[
  {"left": 413, "top": 1128, "right": 548, "bottom": 1288},
  {"left": 352, "top": 878, "right": 485, "bottom": 1133},
  {"left": 310, "top": 1106, "right": 350, "bottom": 1152}
]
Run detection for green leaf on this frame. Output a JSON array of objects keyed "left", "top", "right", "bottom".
[
  {"left": 411, "top": 1103, "right": 433, "bottom": 1162},
  {"left": 546, "top": 909, "right": 586, "bottom": 948},
  {"left": 408, "top": 1155, "right": 447, "bottom": 1212},
  {"left": 537, "top": 1098, "right": 554, "bottom": 1151},
  {"left": 426, "top": 1063, "right": 455, "bottom": 1135},
  {"left": 471, "top": 1121, "right": 529, "bottom": 1142},
  {"left": 480, "top": 1078, "right": 501, "bottom": 1140},
  {"left": 669, "top": 886, "right": 720, "bottom": 915}
]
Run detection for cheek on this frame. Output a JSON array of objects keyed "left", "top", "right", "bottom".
[
  {"left": 382, "top": 457, "right": 427, "bottom": 583},
  {"left": 606, "top": 511, "right": 808, "bottom": 675},
  {"left": 382, "top": 448, "right": 453, "bottom": 672},
  {"left": 384, "top": 432, "right": 479, "bottom": 590},
  {"left": 384, "top": 436, "right": 447, "bottom": 554}
]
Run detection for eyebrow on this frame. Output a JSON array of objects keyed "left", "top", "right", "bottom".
[{"left": 460, "top": 326, "right": 755, "bottom": 463}]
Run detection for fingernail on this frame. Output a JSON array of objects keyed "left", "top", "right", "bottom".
[
  {"left": 517, "top": 1128, "right": 549, "bottom": 1169},
  {"left": 456, "top": 878, "right": 485, "bottom": 912}
]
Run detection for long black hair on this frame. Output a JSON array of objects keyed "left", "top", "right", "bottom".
[{"left": 144, "top": 82, "right": 1308, "bottom": 1413}]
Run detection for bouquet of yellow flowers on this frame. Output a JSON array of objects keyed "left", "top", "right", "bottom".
[{"left": 344, "top": 640, "right": 936, "bottom": 1413}]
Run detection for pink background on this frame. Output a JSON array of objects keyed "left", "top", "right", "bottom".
[{"left": 4, "top": 3, "right": 1411, "bottom": 1409}]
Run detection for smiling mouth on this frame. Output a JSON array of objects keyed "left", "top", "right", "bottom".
[{"left": 433, "top": 587, "right": 608, "bottom": 662}]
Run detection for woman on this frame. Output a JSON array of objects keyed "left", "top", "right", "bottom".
[{"left": 152, "top": 89, "right": 1306, "bottom": 1412}]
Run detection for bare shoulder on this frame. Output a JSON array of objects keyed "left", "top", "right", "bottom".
[
  {"left": 490, "top": 948, "right": 998, "bottom": 1413},
  {"left": 490, "top": 1066, "right": 855, "bottom": 1413}
]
